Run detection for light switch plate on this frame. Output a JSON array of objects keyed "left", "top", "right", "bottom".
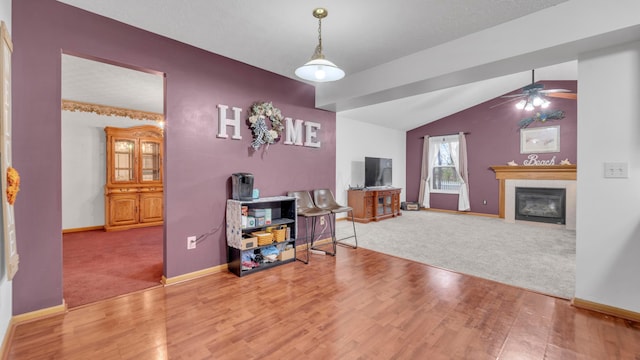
[{"left": 604, "top": 162, "right": 628, "bottom": 178}]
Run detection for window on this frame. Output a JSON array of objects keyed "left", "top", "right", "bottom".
[{"left": 428, "top": 135, "right": 462, "bottom": 193}]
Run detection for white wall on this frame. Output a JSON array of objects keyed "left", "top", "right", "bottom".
[
  {"left": 576, "top": 40, "right": 640, "bottom": 313},
  {"left": 62, "top": 111, "right": 159, "bottom": 229},
  {"left": 336, "top": 116, "right": 406, "bottom": 217},
  {"left": 0, "top": 0, "right": 8, "bottom": 31},
  {"left": 0, "top": 0, "right": 11, "bottom": 347}
]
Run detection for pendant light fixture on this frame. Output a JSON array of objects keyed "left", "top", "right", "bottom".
[{"left": 295, "top": 8, "right": 345, "bottom": 82}]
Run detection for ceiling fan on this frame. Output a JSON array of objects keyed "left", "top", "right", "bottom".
[{"left": 491, "top": 69, "right": 577, "bottom": 110}]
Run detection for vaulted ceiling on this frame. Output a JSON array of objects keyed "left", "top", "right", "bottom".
[{"left": 58, "top": 1, "right": 640, "bottom": 130}]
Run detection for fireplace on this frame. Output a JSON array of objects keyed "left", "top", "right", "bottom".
[
  {"left": 515, "top": 187, "right": 566, "bottom": 224},
  {"left": 491, "top": 165, "right": 576, "bottom": 229}
]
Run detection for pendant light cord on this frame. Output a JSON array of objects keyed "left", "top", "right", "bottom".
[
  {"left": 311, "top": 17, "right": 324, "bottom": 60},
  {"left": 317, "top": 17, "right": 323, "bottom": 53}
]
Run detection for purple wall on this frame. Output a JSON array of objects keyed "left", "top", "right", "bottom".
[
  {"left": 13, "top": 0, "right": 336, "bottom": 314},
  {"left": 406, "top": 80, "right": 577, "bottom": 214}
]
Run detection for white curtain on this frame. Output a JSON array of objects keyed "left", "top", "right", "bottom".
[
  {"left": 418, "top": 136, "right": 430, "bottom": 208},
  {"left": 456, "top": 132, "right": 470, "bottom": 211}
]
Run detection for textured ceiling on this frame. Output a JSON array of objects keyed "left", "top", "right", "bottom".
[
  {"left": 57, "top": 0, "right": 581, "bottom": 130},
  {"left": 62, "top": 55, "right": 164, "bottom": 114},
  {"left": 58, "top": 0, "right": 567, "bottom": 80}
]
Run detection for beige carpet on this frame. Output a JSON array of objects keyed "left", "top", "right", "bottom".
[{"left": 335, "top": 210, "right": 575, "bottom": 299}]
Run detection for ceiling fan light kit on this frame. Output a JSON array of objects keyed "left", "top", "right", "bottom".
[
  {"left": 295, "top": 8, "right": 345, "bottom": 83},
  {"left": 493, "top": 69, "right": 577, "bottom": 111},
  {"left": 517, "top": 95, "right": 550, "bottom": 111}
]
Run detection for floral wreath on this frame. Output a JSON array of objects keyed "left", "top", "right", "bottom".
[
  {"left": 6, "top": 167, "right": 19, "bottom": 205},
  {"left": 248, "top": 101, "right": 285, "bottom": 150}
]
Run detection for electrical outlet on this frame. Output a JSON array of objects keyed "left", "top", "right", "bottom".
[
  {"left": 320, "top": 217, "right": 325, "bottom": 226},
  {"left": 187, "top": 236, "right": 197, "bottom": 250},
  {"left": 483, "top": 200, "right": 487, "bottom": 205}
]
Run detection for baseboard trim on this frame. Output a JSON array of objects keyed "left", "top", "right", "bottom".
[
  {"left": 339, "top": 208, "right": 499, "bottom": 219},
  {"left": 11, "top": 301, "right": 67, "bottom": 325},
  {"left": 421, "top": 207, "right": 499, "bottom": 218},
  {"left": 165, "top": 238, "right": 333, "bottom": 285},
  {"left": 297, "top": 237, "right": 332, "bottom": 248},
  {"left": 572, "top": 297, "right": 640, "bottom": 323},
  {"left": 62, "top": 225, "right": 105, "bottom": 234},
  {"left": 162, "top": 264, "right": 228, "bottom": 286}
]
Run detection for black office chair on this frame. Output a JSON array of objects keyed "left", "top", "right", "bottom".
[
  {"left": 287, "top": 191, "right": 334, "bottom": 263},
  {"left": 313, "top": 189, "right": 358, "bottom": 249}
]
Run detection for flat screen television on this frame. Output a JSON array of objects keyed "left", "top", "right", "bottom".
[{"left": 365, "top": 157, "right": 392, "bottom": 188}]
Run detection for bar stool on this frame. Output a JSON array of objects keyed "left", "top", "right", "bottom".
[
  {"left": 287, "top": 191, "right": 333, "bottom": 264},
  {"left": 313, "top": 189, "right": 358, "bottom": 249}
]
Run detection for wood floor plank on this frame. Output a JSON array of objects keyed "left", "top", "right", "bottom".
[
  {"left": 7, "top": 247, "right": 640, "bottom": 359},
  {"left": 497, "top": 292, "right": 555, "bottom": 359}
]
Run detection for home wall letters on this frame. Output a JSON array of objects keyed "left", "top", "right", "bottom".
[{"left": 216, "top": 104, "right": 321, "bottom": 148}]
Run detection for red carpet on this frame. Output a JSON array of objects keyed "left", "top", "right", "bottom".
[{"left": 63, "top": 226, "right": 163, "bottom": 308}]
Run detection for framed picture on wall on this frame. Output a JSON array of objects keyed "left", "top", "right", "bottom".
[{"left": 520, "top": 125, "right": 560, "bottom": 154}]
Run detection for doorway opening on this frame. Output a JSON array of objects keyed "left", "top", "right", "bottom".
[{"left": 61, "top": 53, "right": 166, "bottom": 308}]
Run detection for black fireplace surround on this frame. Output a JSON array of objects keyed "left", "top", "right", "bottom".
[{"left": 515, "top": 187, "right": 566, "bottom": 224}]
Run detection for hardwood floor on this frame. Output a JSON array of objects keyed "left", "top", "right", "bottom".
[{"left": 7, "top": 247, "right": 640, "bottom": 359}]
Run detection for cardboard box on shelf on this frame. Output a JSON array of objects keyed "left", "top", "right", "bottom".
[
  {"left": 265, "top": 208, "right": 272, "bottom": 225},
  {"left": 248, "top": 209, "right": 266, "bottom": 218},
  {"left": 241, "top": 235, "right": 258, "bottom": 250},
  {"left": 277, "top": 248, "right": 295, "bottom": 261}
]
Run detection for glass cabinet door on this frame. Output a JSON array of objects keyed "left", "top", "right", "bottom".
[
  {"left": 376, "top": 193, "right": 393, "bottom": 215},
  {"left": 113, "top": 139, "right": 136, "bottom": 182},
  {"left": 140, "top": 140, "right": 161, "bottom": 182},
  {"left": 377, "top": 196, "right": 384, "bottom": 215},
  {"left": 385, "top": 195, "right": 393, "bottom": 214}
]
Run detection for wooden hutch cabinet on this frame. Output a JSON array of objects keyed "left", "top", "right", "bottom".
[
  {"left": 348, "top": 188, "right": 402, "bottom": 223},
  {"left": 104, "top": 125, "right": 164, "bottom": 231}
]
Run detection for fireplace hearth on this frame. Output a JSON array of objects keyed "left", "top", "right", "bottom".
[{"left": 515, "top": 187, "right": 566, "bottom": 224}]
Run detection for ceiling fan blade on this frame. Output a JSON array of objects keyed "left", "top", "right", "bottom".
[
  {"left": 540, "top": 89, "right": 571, "bottom": 93},
  {"left": 546, "top": 92, "right": 577, "bottom": 99},
  {"left": 500, "top": 94, "right": 527, "bottom": 98}
]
